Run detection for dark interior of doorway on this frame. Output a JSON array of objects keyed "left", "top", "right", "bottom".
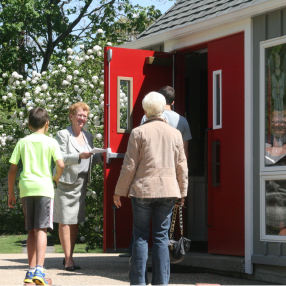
[{"left": 184, "top": 50, "right": 208, "bottom": 253}]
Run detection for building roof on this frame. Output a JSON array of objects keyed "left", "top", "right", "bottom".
[{"left": 137, "top": 0, "right": 268, "bottom": 40}]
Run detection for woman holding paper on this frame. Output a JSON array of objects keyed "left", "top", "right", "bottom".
[{"left": 53, "top": 102, "right": 103, "bottom": 271}]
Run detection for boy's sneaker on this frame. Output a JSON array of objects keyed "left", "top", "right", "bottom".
[
  {"left": 32, "top": 268, "right": 48, "bottom": 285},
  {"left": 23, "top": 271, "right": 35, "bottom": 284}
]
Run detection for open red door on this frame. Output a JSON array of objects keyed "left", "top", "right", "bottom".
[
  {"left": 207, "top": 33, "right": 245, "bottom": 256},
  {"left": 103, "top": 47, "right": 173, "bottom": 252}
]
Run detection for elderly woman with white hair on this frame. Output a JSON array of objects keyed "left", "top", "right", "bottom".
[{"left": 113, "top": 92, "right": 188, "bottom": 285}]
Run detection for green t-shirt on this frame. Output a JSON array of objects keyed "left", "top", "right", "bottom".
[{"left": 9, "top": 133, "right": 62, "bottom": 198}]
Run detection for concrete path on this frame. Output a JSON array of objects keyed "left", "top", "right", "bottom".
[{"left": 0, "top": 253, "right": 269, "bottom": 285}]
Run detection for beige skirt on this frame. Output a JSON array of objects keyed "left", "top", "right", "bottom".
[{"left": 53, "top": 173, "right": 88, "bottom": 225}]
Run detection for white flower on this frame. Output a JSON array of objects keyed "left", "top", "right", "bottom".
[
  {"left": 92, "top": 45, "right": 101, "bottom": 52},
  {"left": 95, "top": 133, "right": 103, "bottom": 140},
  {"left": 85, "top": 217, "right": 88, "bottom": 222},
  {"left": 42, "top": 71, "right": 47, "bottom": 76},
  {"left": 84, "top": 55, "right": 89, "bottom": 60},
  {"left": 67, "top": 48, "right": 73, "bottom": 55},
  {"left": 22, "top": 80, "right": 26, "bottom": 85},
  {"left": 74, "top": 85, "right": 79, "bottom": 92},
  {"left": 133, "top": 13, "right": 139, "bottom": 18},
  {"left": 87, "top": 49, "right": 92, "bottom": 55},
  {"left": 52, "top": 70, "right": 58, "bottom": 75},
  {"left": 0, "top": 126, "right": 3, "bottom": 129},
  {"left": 86, "top": 191, "right": 91, "bottom": 197},
  {"left": 25, "top": 92, "right": 30, "bottom": 98},
  {"left": 92, "top": 76, "right": 98, "bottom": 83},
  {"left": 7, "top": 92, "right": 13, "bottom": 98},
  {"left": 67, "top": 61, "right": 71, "bottom": 65},
  {"left": 26, "top": 77, "right": 31, "bottom": 82},
  {"left": 41, "top": 84, "right": 48, "bottom": 91},
  {"left": 73, "top": 70, "right": 79, "bottom": 76},
  {"left": 107, "top": 42, "right": 112, "bottom": 46},
  {"left": 12, "top": 71, "right": 19, "bottom": 78},
  {"left": 2, "top": 73, "right": 7, "bottom": 78},
  {"left": 2, "top": 96, "right": 7, "bottom": 101},
  {"left": 32, "top": 71, "right": 37, "bottom": 77},
  {"left": 96, "top": 89, "right": 101, "bottom": 94},
  {"left": 61, "top": 67, "right": 66, "bottom": 73},
  {"left": 100, "top": 101, "right": 104, "bottom": 108},
  {"left": 66, "top": 75, "right": 72, "bottom": 82},
  {"left": 80, "top": 222, "right": 84, "bottom": 226},
  {"left": 14, "top": 80, "right": 20, "bottom": 86},
  {"left": 77, "top": 89, "right": 82, "bottom": 94},
  {"left": 36, "top": 73, "right": 41, "bottom": 78},
  {"left": 80, "top": 236, "right": 85, "bottom": 242},
  {"left": 88, "top": 113, "right": 94, "bottom": 118},
  {"left": 24, "top": 129, "right": 30, "bottom": 134},
  {"left": 79, "top": 78, "right": 85, "bottom": 84},
  {"left": 19, "top": 112, "right": 24, "bottom": 117},
  {"left": 94, "top": 227, "right": 100, "bottom": 232},
  {"left": 21, "top": 123, "right": 26, "bottom": 128},
  {"left": 1, "top": 142, "right": 5, "bottom": 146},
  {"left": 92, "top": 193, "right": 97, "bottom": 199},
  {"left": 90, "top": 55, "right": 94, "bottom": 60},
  {"left": 76, "top": 95, "right": 82, "bottom": 101},
  {"left": 62, "top": 80, "right": 69, "bottom": 86},
  {"left": 100, "top": 81, "right": 104, "bottom": 86},
  {"left": 80, "top": 44, "right": 84, "bottom": 49},
  {"left": 24, "top": 119, "right": 28, "bottom": 123},
  {"left": 34, "top": 89, "right": 40, "bottom": 95},
  {"left": 75, "top": 56, "right": 80, "bottom": 61},
  {"left": 58, "top": 64, "right": 63, "bottom": 68},
  {"left": 97, "top": 51, "right": 102, "bottom": 57},
  {"left": 89, "top": 84, "right": 94, "bottom": 89},
  {"left": 31, "top": 80, "right": 37, "bottom": 84},
  {"left": 97, "top": 29, "right": 103, "bottom": 34}
]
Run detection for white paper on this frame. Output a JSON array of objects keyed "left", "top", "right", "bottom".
[{"left": 90, "top": 147, "right": 107, "bottom": 154}]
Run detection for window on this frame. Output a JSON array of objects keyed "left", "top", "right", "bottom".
[
  {"left": 117, "top": 77, "right": 133, "bottom": 133},
  {"left": 213, "top": 70, "right": 222, "bottom": 129},
  {"left": 260, "top": 36, "right": 286, "bottom": 241}
]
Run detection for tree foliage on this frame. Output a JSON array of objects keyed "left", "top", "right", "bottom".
[{"left": 0, "top": 0, "right": 162, "bottom": 74}]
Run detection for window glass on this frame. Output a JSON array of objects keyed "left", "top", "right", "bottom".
[
  {"left": 265, "top": 179, "right": 286, "bottom": 236},
  {"left": 213, "top": 70, "right": 222, "bottom": 129},
  {"left": 265, "top": 44, "right": 286, "bottom": 166},
  {"left": 117, "top": 77, "right": 133, "bottom": 133}
]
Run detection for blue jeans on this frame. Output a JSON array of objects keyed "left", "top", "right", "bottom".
[{"left": 130, "top": 197, "right": 175, "bottom": 285}]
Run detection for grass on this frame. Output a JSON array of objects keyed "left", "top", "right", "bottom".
[
  {"left": 0, "top": 234, "right": 103, "bottom": 254},
  {"left": 54, "top": 243, "right": 103, "bottom": 253},
  {"left": 0, "top": 234, "right": 27, "bottom": 253}
]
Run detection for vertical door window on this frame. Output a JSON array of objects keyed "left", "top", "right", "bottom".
[
  {"left": 213, "top": 70, "right": 222, "bottom": 129},
  {"left": 117, "top": 77, "right": 133, "bottom": 133}
]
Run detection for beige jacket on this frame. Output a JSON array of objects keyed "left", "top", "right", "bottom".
[{"left": 115, "top": 117, "right": 188, "bottom": 198}]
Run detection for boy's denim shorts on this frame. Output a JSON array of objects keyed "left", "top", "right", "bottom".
[{"left": 21, "top": 196, "right": 54, "bottom": 231}]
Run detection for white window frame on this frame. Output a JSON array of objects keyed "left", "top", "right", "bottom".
[
  {"left": 260, "top": 36, "right": 286, "bottom": 173},
  {"left": 260, "top": 35, "right": 286, "bottom": 242},
  {"left": 260, "top": 173, "right": 286, "bottom": 242},
  {"left": 213, "top": 70, "right": 222, "bottom": 129}
]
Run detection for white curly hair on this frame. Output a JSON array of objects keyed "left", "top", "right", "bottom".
[{"left": 142, "top": 92, "right": 166, "bottom": 118}]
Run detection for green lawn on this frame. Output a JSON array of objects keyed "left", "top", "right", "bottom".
[
  {"left": 0, "top": 234, "right": 103, "bottom": 254},
  {"left": 0, "top": 235, "right": 27, "bottom": 253},
  {"left": 54, "top": 243, "right": 103, "bottom": 253}
]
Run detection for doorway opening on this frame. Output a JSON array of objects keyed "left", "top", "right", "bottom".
[{"left": 184, "top": 48, "right": 208, "bottom": 252}]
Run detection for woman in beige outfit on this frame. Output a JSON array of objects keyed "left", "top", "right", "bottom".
[{"left": 113, "top": 92, "right": 188, "bottom": 285}]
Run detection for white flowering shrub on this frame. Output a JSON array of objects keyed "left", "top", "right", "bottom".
[{"left": 0, "top": 39, "right": 112, "bottom": 250}]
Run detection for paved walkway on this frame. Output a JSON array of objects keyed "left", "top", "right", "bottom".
[{"left": 0, "top": 253, "right": 268, "bottom": 285}]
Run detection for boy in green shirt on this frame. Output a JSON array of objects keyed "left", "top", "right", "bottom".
[{"left": 8, "top": 107, "right": 65, "bottom": 285}]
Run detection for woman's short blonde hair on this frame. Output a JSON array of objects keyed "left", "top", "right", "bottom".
[
  {"left": 142, "top": 92, "right": 166, "bottom": 118},
  {"left": 69, "top": 102, "right": 90, "bottom": 117}
]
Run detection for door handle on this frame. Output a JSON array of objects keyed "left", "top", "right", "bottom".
[
  {"left": 212, "top": 141, "right": 220, "bottom": 187},
  {"left": 205, "top": 128, "right": 212, "bottom": 227},
  {"left": 106, "top": 148, "right": 125, "bottom": 164}
]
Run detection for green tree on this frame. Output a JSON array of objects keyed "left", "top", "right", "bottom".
[{"left": 0, "top": 0, "right": 161, "bottom": 74}]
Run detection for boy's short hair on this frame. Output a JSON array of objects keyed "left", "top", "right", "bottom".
[
  {"left": 29, "top": 108, "right": 49, "bottom": 130},
  {"left": 158, "top": 86, "right": 175, "bottom": 105}
]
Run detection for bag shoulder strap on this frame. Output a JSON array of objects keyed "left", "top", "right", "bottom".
[{"left": 169, "top": 205, "right": 184, "bottom": 240}]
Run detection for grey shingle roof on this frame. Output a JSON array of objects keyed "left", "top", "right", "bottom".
[{"left": 137, "top": 0, "right": 268, "bottom": 40}]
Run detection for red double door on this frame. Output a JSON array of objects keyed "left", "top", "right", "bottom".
[{"left": 103, "top": 33, "right": 245, "bottom": 256}]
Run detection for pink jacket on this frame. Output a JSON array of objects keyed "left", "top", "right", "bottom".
[{"left": 114, "top": 117, "right": 188, "bottom": 198}]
